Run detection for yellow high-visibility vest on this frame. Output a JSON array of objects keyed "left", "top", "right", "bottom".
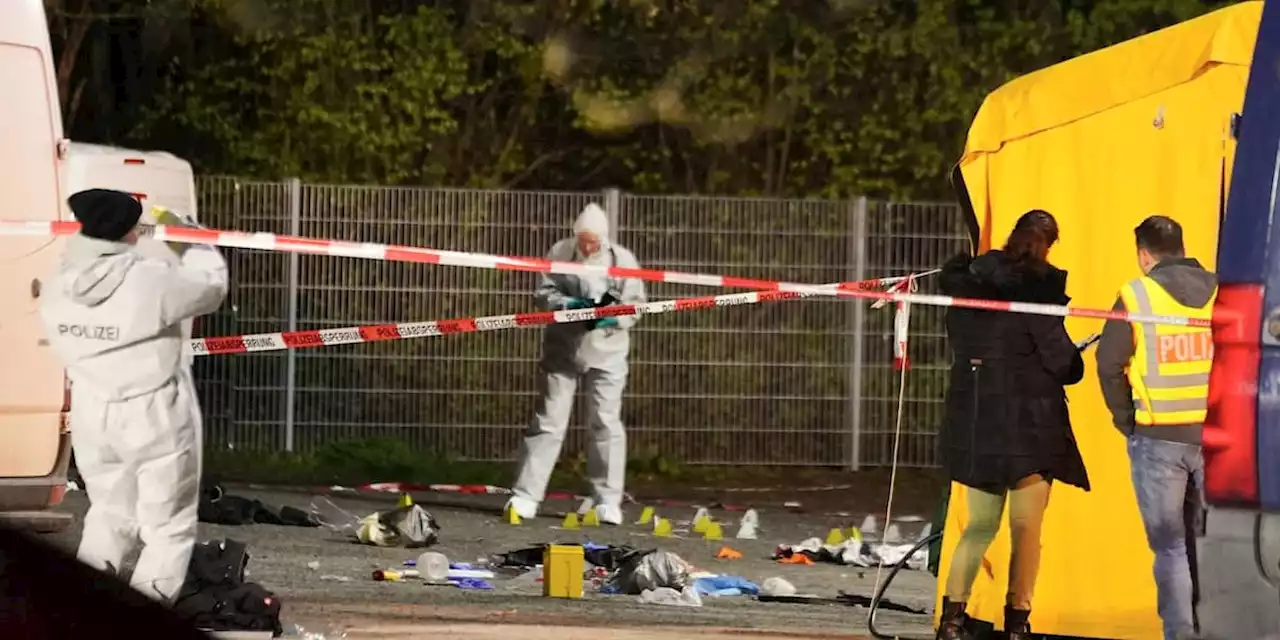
[{"left": 1117, "top": 276, "right": 1217, "bottom": 426}]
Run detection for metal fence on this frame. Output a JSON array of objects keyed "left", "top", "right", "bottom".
[{"left": 191, "top": 177, "right": 971, "bottom": 468}]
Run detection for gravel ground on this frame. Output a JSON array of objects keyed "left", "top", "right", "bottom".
[{"left": 43, "top": 487, "right": 940, "bottom": 639}]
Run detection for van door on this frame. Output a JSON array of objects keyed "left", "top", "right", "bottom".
[{"left": 0, "top": 42, "right": 68, "bottom": 478}]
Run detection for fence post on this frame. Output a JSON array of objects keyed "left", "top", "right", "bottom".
[
  {"left": 602, "top": 188, "right": 622, "bottom": 243},
  {"left": 847, "top": 196, "right": 869, "bottom": 471},
  {"left": 284, "top": 178, "right": 301, "bottom": 453}
]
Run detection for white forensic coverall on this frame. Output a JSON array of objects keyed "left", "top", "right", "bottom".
[
  {"left": 39, "top": 233, "right": 228, "bottom": 603},
  {"left": 509, "top": 204, "right": 646, "bottom": 523}
]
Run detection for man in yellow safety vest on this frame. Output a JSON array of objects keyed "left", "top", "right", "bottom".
[{"left": 1096, "top": 215, "right": 1217, "bottom": 640}]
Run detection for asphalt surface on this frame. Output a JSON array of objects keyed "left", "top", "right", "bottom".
[{"left": 43, "top": 487, "right": 940, "bottom": 639}]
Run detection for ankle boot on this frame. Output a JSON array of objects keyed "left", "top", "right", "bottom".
[
  {"left": 935, "top": 597, "right": 972, "bottom": 640},
  {"left": 1003, "top": 606, "right": 1033, "bottom": 640}
]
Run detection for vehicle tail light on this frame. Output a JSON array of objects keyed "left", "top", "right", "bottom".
[
  {"left": 123, "top": 158, "right": 145, "bottom": 165},
  {"left": 1203, "top": 283, "right": 1261, "bottom": 506},
  {"left": 48, "top": 484, "right": 66, "bottom": 507}
]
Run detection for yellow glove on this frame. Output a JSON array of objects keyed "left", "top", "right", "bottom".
[{"left": 151, "top": 206, "right": 198, "bottom": 256}]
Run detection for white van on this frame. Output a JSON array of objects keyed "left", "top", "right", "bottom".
[
  {"left": 0, "top": 0, "right": 74, "bottom": 530},
  {"left": 62, "top": 142, "right": 198, "bottom": 221},
  {"left": 62, "top": 142, "right": 201, "bottom": 348}
]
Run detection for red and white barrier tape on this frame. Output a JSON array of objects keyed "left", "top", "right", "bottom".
[
  {"left": 892, "top": 276, "right": 917, "bottom": 371},
  {"left": 0, "top": 220, "right": 901, "bottom": 294},
  {"left": 190, "top": 287, "right": 824, "bottom": 355},
  {"left": 3, "top": 220, "right": 1213, "bottom": 327}
]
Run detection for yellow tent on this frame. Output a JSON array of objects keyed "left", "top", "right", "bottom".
[{"left": 941, "top": 2, "right": 1261, "bottom": 638}]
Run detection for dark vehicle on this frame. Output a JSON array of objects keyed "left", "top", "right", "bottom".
[{"left": 1200, "top": 0, "right": 1280, "bottom": 636}]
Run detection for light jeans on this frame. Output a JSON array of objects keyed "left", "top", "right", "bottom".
[{"left": 1128, "top": 434, "right": 1205, "bottom": 640}]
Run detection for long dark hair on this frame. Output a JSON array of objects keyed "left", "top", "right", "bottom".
[{"left": 1002, "top": 209, "right": 1059, "bottom": 272}]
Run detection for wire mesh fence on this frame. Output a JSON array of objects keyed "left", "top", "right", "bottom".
[{"left": 191, "top": 177, "right": 971, "bottom": 468}]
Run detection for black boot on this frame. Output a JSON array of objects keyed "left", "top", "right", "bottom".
[
  {"left": 935, "top": 597, "right": 972, "bottom": 640},
  {"left": 1004, "top": 606, "right": 1033, "bottom": 640}
]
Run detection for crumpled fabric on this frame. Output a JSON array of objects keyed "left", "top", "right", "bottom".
[{"left": 773, "top": 537, "right": 926, "bottom": 570}]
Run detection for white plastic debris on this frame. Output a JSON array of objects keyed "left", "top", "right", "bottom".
[
  {"left": 638, "top": 586, "right": 702, "bottom": 607},
  {"left": 306, "top": 561, "right": 320, "bottom": 571},
  {"left": 736, "top": 509, "right": 759, "bottom": 539},
  {"left": 417, "top": 551, "right": 451, "bottom": 582},
  {"left": 860, "top": 515, "right": 879, "bottom": 536},
  {"left": 761, "top": 577, "right": 797, "bottom": 597},
  {"left": 313, "top": 497, "right": 439, "bottom": 548},
  {"left": 609, "top": 550, "right": 693, "bottom": 594},
  {"left": 884, "top": 523, "right": 903, "bottom": 544},
  {"left": 917, "top": 523, "right": 933, "bottom": 541},
  {"left": 288, "top": 623, "right": 349, "bottom": 639},
  {"left": 874, "top": 543, "right": 927, "bottom": 569}
]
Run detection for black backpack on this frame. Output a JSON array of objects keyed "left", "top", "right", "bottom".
[{"left": 172, "top": 539, "right": 283, "bottom": 636}]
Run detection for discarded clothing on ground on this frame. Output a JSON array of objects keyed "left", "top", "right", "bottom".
[
  {"left": 638, "top": 586, "right": 703, "bottom": 607},
  {"left": 198, "top": 483, "right": 317, "bottom": 527},
  {"left": 491, "top": 543, "right": 652, "bottom": 572},
  {"left": 172, "top": 539, "right": 284, "bottom": 636},
  {"left": 773, "top": 537, "right": 927, "bottom": 570},
  {"left": 310, "top": 496, "right": 440, "bottom": 548}
]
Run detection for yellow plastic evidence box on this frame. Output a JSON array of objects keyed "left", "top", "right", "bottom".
[{"left": 542, "top": 544, "right": 585, "bottom": 599}]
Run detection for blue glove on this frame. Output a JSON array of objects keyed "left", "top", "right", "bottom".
[
  {"left": 562, "top": 297, "right": 595, "bottom": 310},
  {"left": 594, "top": 317, "right": 619, "bottom": 330}
]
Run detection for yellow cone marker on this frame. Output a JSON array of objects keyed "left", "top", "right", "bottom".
[
  {"left": 654, "top": 517, "right": 673, "bottom": 537},
  {"left": 825, "top": 527, "right": 846, "bottom": 546},
  {"left": 562, "top": 512, "right": 581, "bottom": 530},
  {"left": 582, "top": 508, "right": 601, "bottom": 527},
  {"left": 505, "top": 505, "right": 522, "bottom": 526},
  {"left": 849, "top": 526, "right": 863, "bottom": 544},
  {"left": 692, "top": 508, "right": 711, "bottom": 534},
  {"left": 635, "top": 506, "right": 655, "bottom": 525},
  {"left": 704, "top": 522, "right": 724, "bottom": 541},
  {"left": 398, "top": 493, "right": 414, "bottom": 508}
]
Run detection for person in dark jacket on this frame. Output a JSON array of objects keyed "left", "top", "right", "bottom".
[{"left": 935, "top": 210, "right": 1092, "bottom": 640}]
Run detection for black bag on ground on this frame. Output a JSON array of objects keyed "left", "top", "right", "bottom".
[
  {"left": 172, "top": 539, "right": 283, "bottom": 636},
  {"left": 199, "top": 481, "right": 318, "bottom": 527}
]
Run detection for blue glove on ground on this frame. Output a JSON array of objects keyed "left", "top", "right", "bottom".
[
  {"left": 562, "top": 297, "right": 595, "bottom": 310},
  {"left": 594, "top": 317, "right": 619, "bottom": 330}
]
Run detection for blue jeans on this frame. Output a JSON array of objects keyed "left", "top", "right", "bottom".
[{"left": 1127, "top": 434, "right": 1205, "bottom": 640}]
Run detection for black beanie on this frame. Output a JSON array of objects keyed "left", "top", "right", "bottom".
[{"left": 68, "top": 189, "right": 143, "bottom": 242}]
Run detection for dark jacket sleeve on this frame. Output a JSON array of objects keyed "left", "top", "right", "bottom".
[
  {"left": 1095, "top": 297, "right": 1137, "bottom": 435},
  {"left": 1027, "top": 316, "right": 1086, "bottom": 386}
]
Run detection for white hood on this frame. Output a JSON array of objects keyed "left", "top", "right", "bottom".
[
  {"left": 573, "top": 203, "right": 610, "bottom": 239},
  {"left": 61, "top": 235, "right": 136, "bottom": 307}
]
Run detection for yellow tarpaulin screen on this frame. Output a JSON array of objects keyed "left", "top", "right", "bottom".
[{"left": 940, "top": 3, "right": 1260, "bottom": 638}]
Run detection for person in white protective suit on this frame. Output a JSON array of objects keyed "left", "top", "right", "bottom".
[
  {"left": 506, "top": 203, "right": 646, "bottom": 525},
  {"left": 38, "top": 189, "right": 228, "bottom": 604}
]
